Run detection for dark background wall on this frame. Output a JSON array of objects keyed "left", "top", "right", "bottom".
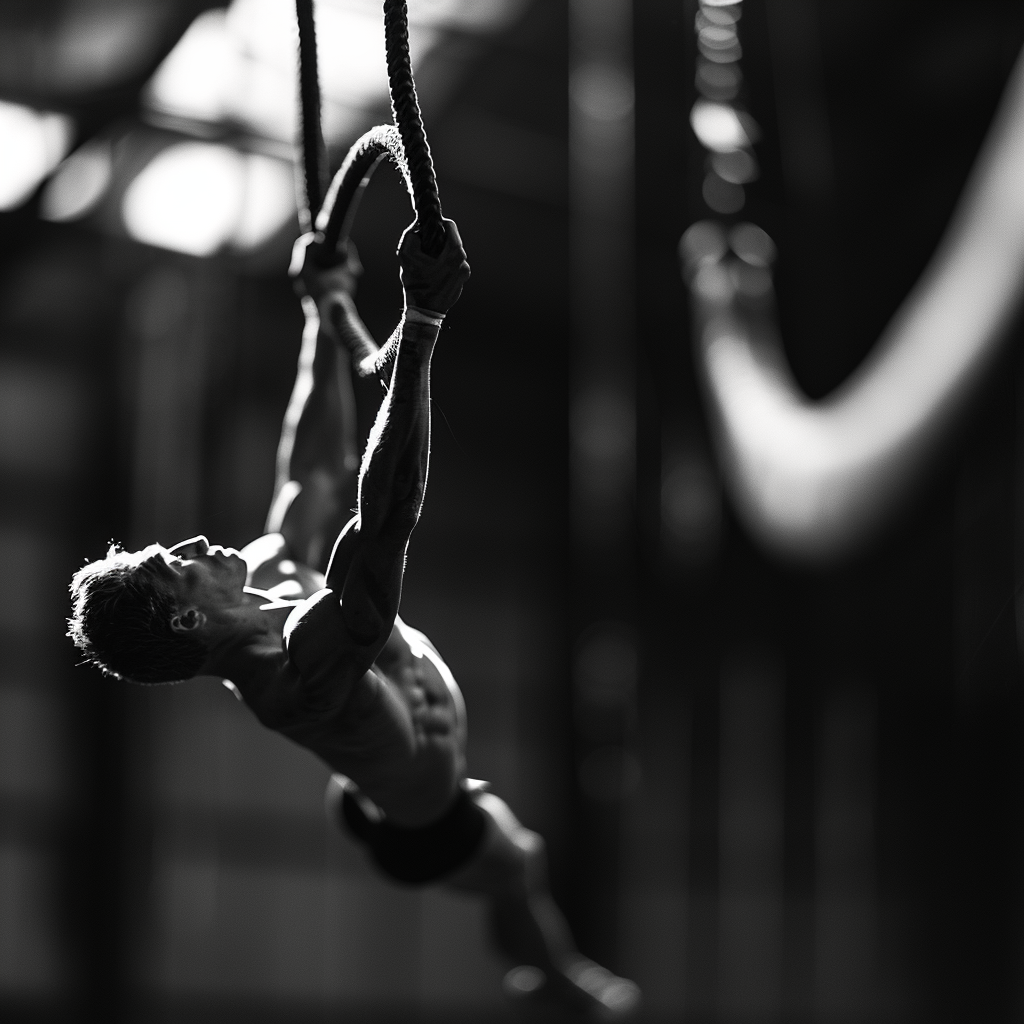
[{"left": 632, "top": 1, "right": 1024, "bottom": 1021}]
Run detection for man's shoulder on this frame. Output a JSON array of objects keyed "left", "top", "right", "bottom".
[
  {"left": 283, "top": 588, "right": 358, "bottom": 680},
  {"left": 234, "top": 606, "right": 363, "bottom": 732}
]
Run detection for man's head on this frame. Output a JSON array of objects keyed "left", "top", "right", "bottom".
[{"left": 68, "top": 536, "right": 249, "bottom": 684}]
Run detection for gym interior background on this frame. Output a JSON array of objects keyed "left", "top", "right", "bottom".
[{"left": 1, "top": 0, "right": 1023, "bottom": 1021}]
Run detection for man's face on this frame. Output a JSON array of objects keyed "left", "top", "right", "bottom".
[{"left": 146, "top": 535, "right": 248, "bottom": 615}]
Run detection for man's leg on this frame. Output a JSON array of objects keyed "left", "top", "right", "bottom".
[{"left": 444, "top": 793, "right": 641, "bottom": 1019}]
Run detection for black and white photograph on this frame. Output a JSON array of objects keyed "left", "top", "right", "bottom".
[{"left": 0, "top": 1, "right": 1023, "bottom": 1021}]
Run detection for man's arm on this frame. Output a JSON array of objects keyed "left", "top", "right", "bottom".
[
  {"left": 265, "top": 244, "right": 374, "bottom": 573},
  {"left": 286, "top": 221, "right": 469, "bottom": 675}
]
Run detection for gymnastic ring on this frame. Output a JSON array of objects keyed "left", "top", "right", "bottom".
[
  {"left": 294, "top": 1, "right": 445, "bottom": 257},
  {"left": 297, "top": 125, "right": 422, "bottom": 376},
  {"left": 303, "top": 124, "right": 414, "bottom": 274}
]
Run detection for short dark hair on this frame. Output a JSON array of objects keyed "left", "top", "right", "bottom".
[{"left": 68, "top": 544, "right": 207, "bottom": 684}]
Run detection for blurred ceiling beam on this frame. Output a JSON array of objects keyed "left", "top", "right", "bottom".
[{"left": 0, "top": 0, "right": 219, "bottom": 108}]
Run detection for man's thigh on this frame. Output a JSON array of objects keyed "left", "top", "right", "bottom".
[{"left": 443, "top": 792, "right": 545, "bottom": 898}]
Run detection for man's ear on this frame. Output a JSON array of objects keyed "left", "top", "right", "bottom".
[{"left": 170, "top": 608, "right": 206, "bottom": 634}]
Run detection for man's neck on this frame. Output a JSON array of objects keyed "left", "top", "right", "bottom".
[{"left": 204, "top": 592, "right": 290, "bottom": 679}]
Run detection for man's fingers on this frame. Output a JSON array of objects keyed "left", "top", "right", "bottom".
[
  {"left": 397, "top": 216, "right": 469, "bottom": 313},
  {"left": 398, "top": 221, "right": 423, "bottom": 257},
  {"left": 290, "top": 231, "right": 316, "bottom": 280},
  {"left": 399, "top": 219, "right": 467, "bottom": 262}
]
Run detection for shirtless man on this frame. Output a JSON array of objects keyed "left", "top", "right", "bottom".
[{"left": 68, "top": 220, "right": 639, "bottom": 1018}]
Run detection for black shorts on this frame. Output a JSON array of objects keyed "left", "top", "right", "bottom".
[{"left": 340, "top": 783, "right": 488, "bottom": 886}]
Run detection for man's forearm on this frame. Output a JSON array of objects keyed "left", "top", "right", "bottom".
[
  {"left": 329, "top": 291, "right": 380, "bottom": 376},
  {"left": 356, "top": 314, "right": 441, "bottom": 541}
]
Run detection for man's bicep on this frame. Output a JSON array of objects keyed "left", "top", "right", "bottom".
[
  {"left": 285, "top": 588, "right": 374, "bottom": 682},
  {"left": 324, "top": 515, "right": 407, "bottom": 652},
  {"left": 331, "top": 535, "right": 407, "bottom": 652}
]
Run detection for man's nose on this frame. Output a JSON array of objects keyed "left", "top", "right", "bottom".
[{"left": 169, "top": 535, "right": 209, "bottom": 558}]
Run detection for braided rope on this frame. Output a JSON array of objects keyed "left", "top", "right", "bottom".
[
  {"left": 318, "top": 125, "right": 412, "bottom": 257},
  {"left": 295, "top": 0, "right": 328, "bottom": 231},
  {"left": 296, "top": 0, "right": 448, "bottom": 268},
  {"left": 382, "top": 0, "right": 445, "bottom": 257}
]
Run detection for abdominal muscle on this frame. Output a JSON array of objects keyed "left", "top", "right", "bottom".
[{"left": 328, "top": 619, "right": 468, "bottom": 826}]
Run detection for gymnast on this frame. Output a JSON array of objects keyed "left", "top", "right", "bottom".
[{"left": 68, "top": 219, "right": 639, "bottom": 1018}]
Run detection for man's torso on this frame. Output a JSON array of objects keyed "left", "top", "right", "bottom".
[{"left": 239, "top": 533, "right": 467, "bottom": 826}]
